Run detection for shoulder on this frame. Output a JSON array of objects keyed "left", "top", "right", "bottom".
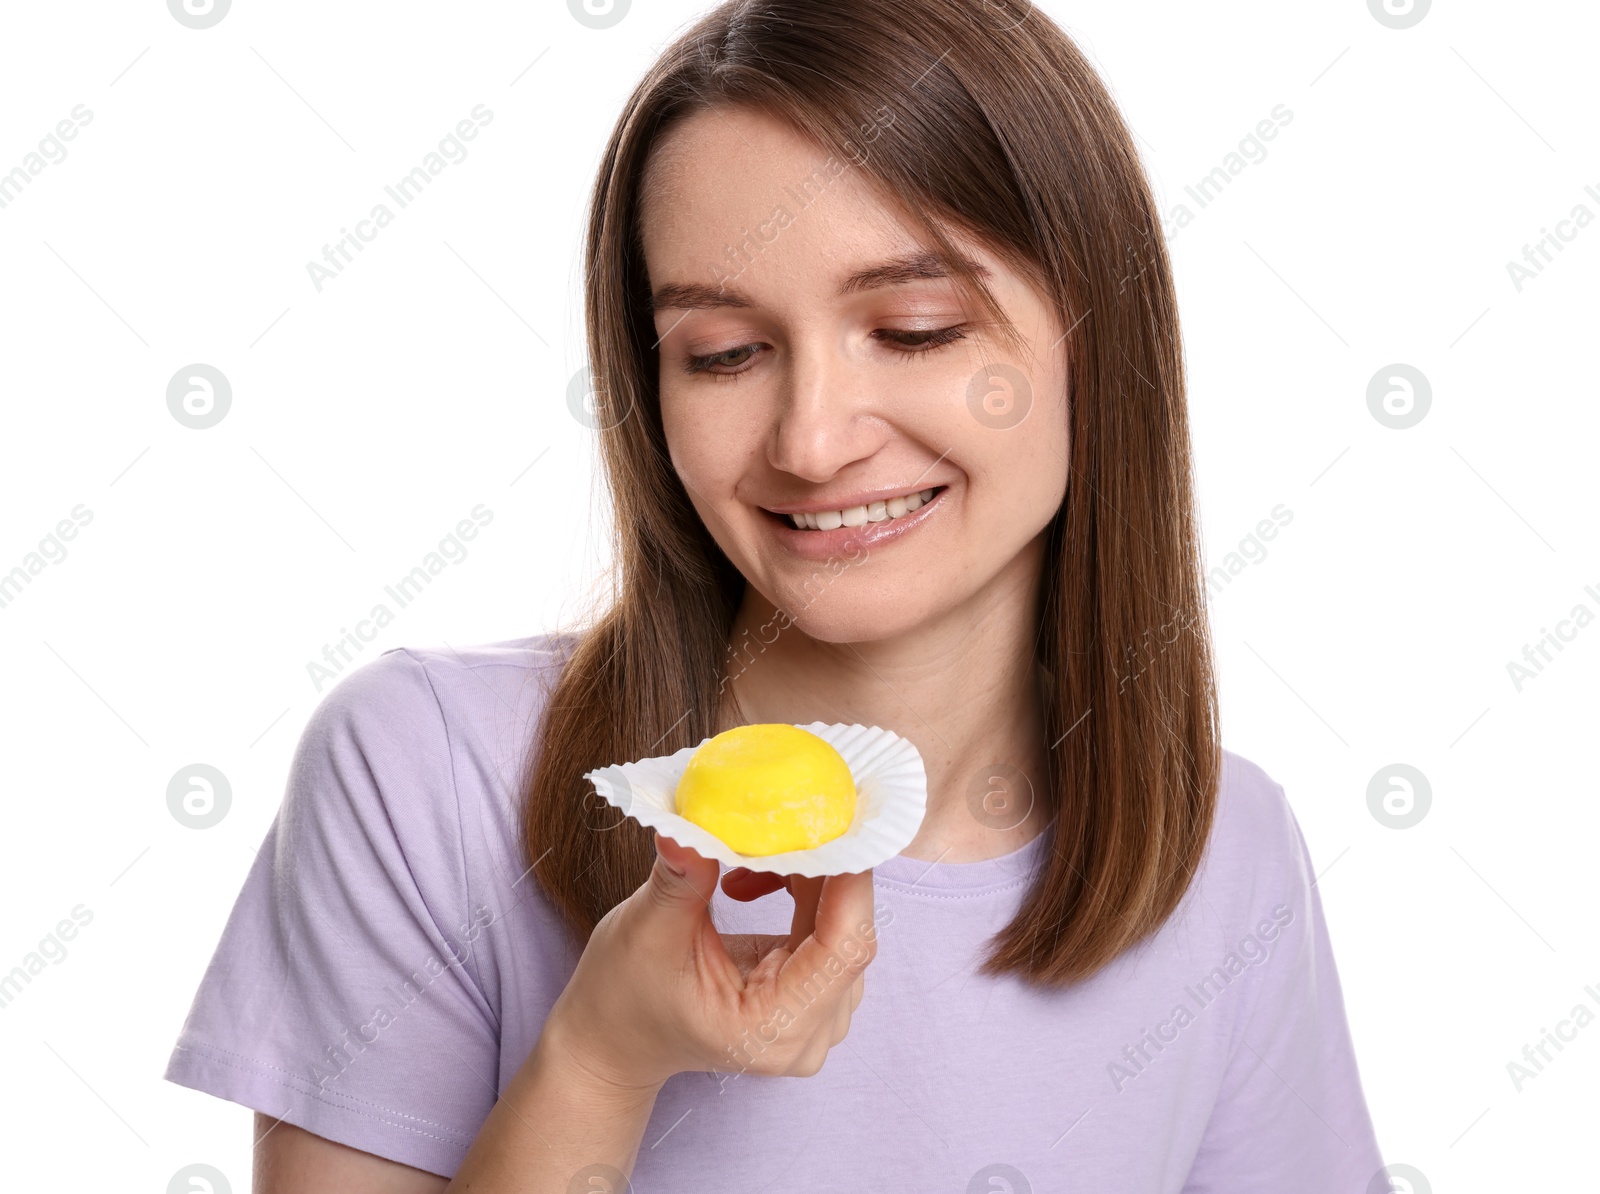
[
  {"left": 1147, "top": 749, "right": 1327, "bottom": 1017},
  {"left": 1192, "top": 748, "right": 1316, "bottom": 913},
  {"left": 306, "top": 632, "right": 582, "bottom": 754},
  {"left": 289, "top": 631, "right": 583, "bottom": 832}
]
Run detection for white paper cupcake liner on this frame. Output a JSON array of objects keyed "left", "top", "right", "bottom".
[{"left": 583, "top": 722, "right": 928, "bottom": 877}]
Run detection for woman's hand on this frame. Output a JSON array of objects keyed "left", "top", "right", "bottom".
[{"left": 541, "top": 832, "right": 879, "bottom": 1095}]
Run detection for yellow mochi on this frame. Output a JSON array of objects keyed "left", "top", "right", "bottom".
[{"left": 675, "top": 724, "right": 856, "bottom": 856}]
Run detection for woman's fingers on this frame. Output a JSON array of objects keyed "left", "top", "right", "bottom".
[
  {"left": 773, "top": 869, "right": 877, "bottom": 1012},
  {"left": 810, "top": 869, "right": 877, "bottom": 958},
  {"left": 644, "top": 836, "right": 719, "bottom": 913},
  {"left": 720, "top": 932, "right": 790, "bottom": 980},
  {"left": 737, "top": 934, "right": 864, "bottom": 1076},
  {"left": 721, "top": 867, "right": 787, "bottom": 902},
  {"left": 827, "top": 987, "right": 852, "bottom": 1046},
  {"left": 784, "top": 874, "right": 825, "bottom": 951},
  {"left": 641, "top": 832, "right": 743, "bottom": 979},
  {"left": 652, "top": 833, "right": 716, "bottom": 891},
  {"left": 709, "top": 866, "right": 876, "bottom": 1077}
]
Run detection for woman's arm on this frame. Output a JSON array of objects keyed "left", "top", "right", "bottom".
[
  {"left": 253, "top": 1113, "right": 448, "bottom": 1193},
  {"left": 254, "top": 836, "right": 873, "bottom": 1191},
  {"left": 444, "top": 1013, "right": 664, "bottom": 1190},
  {"left": 251, "top": 1022, "right": 659, "bottom": 1193}
]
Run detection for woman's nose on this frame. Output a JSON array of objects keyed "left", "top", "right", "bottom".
[{"left": 767, "top": 344, "right": 884, "bottom": 482}]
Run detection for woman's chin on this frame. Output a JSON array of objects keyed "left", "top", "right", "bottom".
[{"left": 768, "top": 595, "right": 937, "bottom": 647}]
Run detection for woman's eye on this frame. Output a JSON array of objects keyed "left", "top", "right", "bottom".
[
  {"left": 681, "top": 324, "right": 967, "bottom": 379},
  {"left": 683, "top": 343, "right": 761, "bottom": 376},
  {"left": 876, "top": 324, "right": 968, "bottom": 353}
]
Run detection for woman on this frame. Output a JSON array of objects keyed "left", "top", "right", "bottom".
[{"left": 164, "top": 1, "right": 1385, "bottom": 1188}]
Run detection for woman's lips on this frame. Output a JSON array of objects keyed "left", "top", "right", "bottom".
[{"left": 765, "top": 486, "right": 946, "bottom": 560}]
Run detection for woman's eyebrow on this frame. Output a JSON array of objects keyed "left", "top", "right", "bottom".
[{"left": 650, "top": 249, "right": 991, "bottom": 311}]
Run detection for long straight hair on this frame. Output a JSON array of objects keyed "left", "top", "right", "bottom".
[{"left": 522, "top": 0, "right": 1220, "bottom": 987}]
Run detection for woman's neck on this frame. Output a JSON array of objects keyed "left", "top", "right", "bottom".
[{"left": 714, "top": 544, "right": 1054, "bottom": 864}]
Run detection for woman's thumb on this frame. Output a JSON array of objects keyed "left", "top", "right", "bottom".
[{"left": 646, "top": 832, "right": 720, "bottom": 913}]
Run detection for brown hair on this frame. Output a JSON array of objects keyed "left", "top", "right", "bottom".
[{"left": 522, "top": 0, "right": 1220, "bottom": 987}]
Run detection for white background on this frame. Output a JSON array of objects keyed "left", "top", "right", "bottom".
[{"left": 0, "top": 0, "right": 1595, "bottom": 1190}]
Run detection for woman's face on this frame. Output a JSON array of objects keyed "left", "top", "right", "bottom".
[{"left": 642, "top": 105, "right": 1070, "bottom": 644}]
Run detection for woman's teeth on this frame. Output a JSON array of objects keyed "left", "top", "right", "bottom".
[{"left": 787, "top": 488, "right": 937, "bottom": 530}]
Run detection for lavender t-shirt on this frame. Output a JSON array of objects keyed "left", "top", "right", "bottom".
[{"left": 163, "top": 635, "right": 1386, "bottom": 1190}]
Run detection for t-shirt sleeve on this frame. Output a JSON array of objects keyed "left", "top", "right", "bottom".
[
  {"left": 163, "top": 648, "right": 502, "bottom": 1178},
  {"left": 1181, "top": 777, "right": 1387, "bottom": 1192}
]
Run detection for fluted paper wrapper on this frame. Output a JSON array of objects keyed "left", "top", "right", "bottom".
[{"left": 583, "top": 722, "right": 927, "bottom": 877}]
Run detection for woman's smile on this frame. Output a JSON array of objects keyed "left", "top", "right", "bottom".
[{"left": 760, "top": 484, "right": 949, "bottom": 559}]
